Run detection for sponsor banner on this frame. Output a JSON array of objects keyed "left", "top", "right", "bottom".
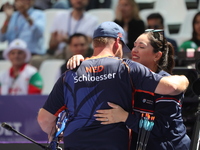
[{"left": 0, "top": 95, "right": 48, "bottom": 142}]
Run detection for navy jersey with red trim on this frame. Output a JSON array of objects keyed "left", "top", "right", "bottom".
[
  {"left": 43, "top": 56, "right": 162, "bottom": 150},
  {"left": 126, "top": 70, "right": 191, "bottom": 150}
]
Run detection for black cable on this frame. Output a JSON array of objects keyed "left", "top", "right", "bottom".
[{"left": 1, "top": 122, "right": 51, "bottom": 150}]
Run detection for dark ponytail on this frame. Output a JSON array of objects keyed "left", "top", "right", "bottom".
[
  {"left": 146, "top": 32, "right": 175, "bottom": 74},
  {"left": 159, "top": 42, "right": 175, "bottom": 74}
]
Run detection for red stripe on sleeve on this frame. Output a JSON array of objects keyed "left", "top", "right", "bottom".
[
  {"left": 54, "top": 105, "right": 67, "bottom": 116},
  {"left": 135, "top": 89, "right": 155, "bottom": 96},
  {"left": 134, "top": 107, "right": 155, "bottom": 113},
  {"left": 28, "top": 84, "right": 42, "bottom": 94}
]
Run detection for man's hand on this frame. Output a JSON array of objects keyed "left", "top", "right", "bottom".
[{"left": 3, "top": 3, "right": 14, "bottom": 18}]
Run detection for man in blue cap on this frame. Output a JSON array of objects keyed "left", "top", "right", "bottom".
[{"left": 37, "top": 21, "right": 189, "bottom": 150}]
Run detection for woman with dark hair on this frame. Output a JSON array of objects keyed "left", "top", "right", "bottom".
[
  {"left": 179, "top": 11, "right": 200, "bottom": 51},
  {"left": 66, "top": 29, "right": 190, "bottom": 150},
  {"left": 95, "top": 30, "right": 190, "bottom": 150},
  {"left": 190, "top": 11, "right": 200, "bottom": 46},
  {"left": 114, "top": 0, "right": 145, "bottom": 50}
]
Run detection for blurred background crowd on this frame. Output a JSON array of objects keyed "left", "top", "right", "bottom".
[{"left": 0, "top": 0, "right": 200, "bottom": 140}]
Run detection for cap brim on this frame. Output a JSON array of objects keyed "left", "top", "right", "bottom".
[{"left": 122, "top": 43, "right": 131, "bottom": 53}]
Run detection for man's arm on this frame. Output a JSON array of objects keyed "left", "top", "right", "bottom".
[
  {"left": 155, "top": 75, "right": 189, "bottom": 95},
  {"left": 37, "top": 108, "right": 57, "bottom": 141}
]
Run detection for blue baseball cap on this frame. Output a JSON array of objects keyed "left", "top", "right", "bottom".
[{"left": 93, "top": 21, "right": 131, "bottom": 53}]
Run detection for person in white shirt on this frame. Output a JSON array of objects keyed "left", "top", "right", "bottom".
[
  {"left": 29, "top": 0, "right": 98, "bottom": 69},
  {"left": 0, "top": 39, "right": 43, "bottom": 95},
  {"left": 48, "top": 0, "right": 99, "bottom": 55}
]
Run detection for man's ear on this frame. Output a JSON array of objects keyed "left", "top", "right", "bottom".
[{"left": 114, "top": 37, "right": 120, "bottom": 49}]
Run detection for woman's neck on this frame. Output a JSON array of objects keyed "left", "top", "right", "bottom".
[
  {"left": 148, "top": 64, "right": 158, "bottom": 73},
  {"left": 122, "top": 15, "right": 132, "bottom": 23},
  {"left": 122, "top": 17, "right": 132, "bottom": 31}
]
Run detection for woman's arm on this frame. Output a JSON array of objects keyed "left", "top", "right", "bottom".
[
  {"left": 94, "top": 102, "right": 140, "bottom": 132},
  {"left": 66, "top": 54, "right": 85, "bottom": 70}
]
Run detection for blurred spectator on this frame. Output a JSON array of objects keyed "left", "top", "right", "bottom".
[
  {"left": 60, "top": 33, "right": 93, "bottom": 74},
  {"left": 34, "top": 0, "right": 70, "bottom": 10},
  {"left": 52, "top": 0, "right": 70, "bottom": 9},
  {"left": 179, "top": 40, "right": 198, "bottom": 52},
  {"left": 114, "top": 0, "right": 145, "bottom": 50},
  {"left": 0, "top": 39, "right": 43, "bottom": 95},
  {"left": 0, "top": 0, "right": 46, "bottom": 55},
  {"left": 179, "top": 11, "right": 200, "bottom": 51},
  {"left": 0, "top": 2, "right": 16, "bottom": 12},
  {"left": 33, "top": 0, "right": 52, "bottom": 10},
  {"left": 86, "top": 0, "right": 111, "bottom": 10},
  {"left": 147, "top": 13, "right": 178, "bottom": 54},
  {"left": 48, "top": 0, "right": 98, "bottom": 55},
  {"left": 29, "top": 0, "right": 98, "bottom": 69}
]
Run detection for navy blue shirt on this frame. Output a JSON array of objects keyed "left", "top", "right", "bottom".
[
  {"left": 126, "top": 70, "right": 191, "bottom": 150},
  {"left": 43, "top": 56, "right": 162, "bottom": 150}
]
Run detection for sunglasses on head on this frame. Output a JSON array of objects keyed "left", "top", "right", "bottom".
[
  {"left": 145, "top": 29, "right": 164, "bottom": 33},
  {"left": 145, "top": 29, "right": 165, "bottom": 52}
]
